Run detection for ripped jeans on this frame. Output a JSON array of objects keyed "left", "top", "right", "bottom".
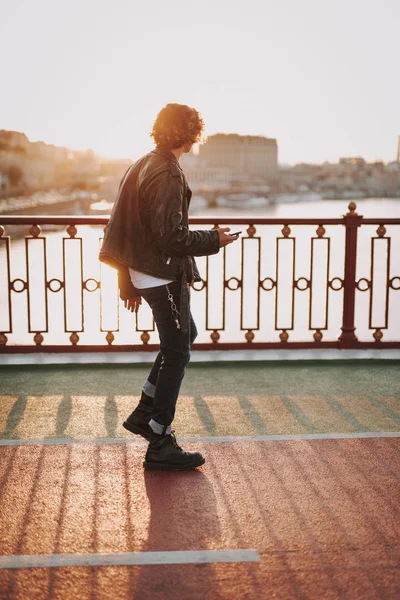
[{"left": 140, "top": 281, "right": 198, "bottom": 427}]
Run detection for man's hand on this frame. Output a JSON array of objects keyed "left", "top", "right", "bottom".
[
  {"left": 124, "top": 296, "right": 142, "bottom": 313},
  {"left": 217, "top": 227, "right": 239, "bottom": 247}
]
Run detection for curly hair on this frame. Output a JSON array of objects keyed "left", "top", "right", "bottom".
[{"left": 150, "top": 104, "right": 205, "bottom": 149}]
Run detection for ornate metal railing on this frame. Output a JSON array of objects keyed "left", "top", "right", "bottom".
[{"left": 0, "top": 202, "right": 399, "bottom": 352}]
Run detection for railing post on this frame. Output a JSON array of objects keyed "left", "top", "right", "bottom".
[{"left": 339, "top": 202, "right": 363, "bottom": 348}]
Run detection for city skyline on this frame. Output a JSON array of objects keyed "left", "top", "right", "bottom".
[
  {"left": 1, "top": 127, "right": 399, "bottom": 167},
  {"left": 1, "top": 0, "right": 399, "bottom": 164}
]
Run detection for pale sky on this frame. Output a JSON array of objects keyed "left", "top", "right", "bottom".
[{"left": 1, "top": 0, "right": 399, "bottom": 164}]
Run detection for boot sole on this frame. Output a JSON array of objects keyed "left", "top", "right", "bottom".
[
  {"left": 123, "top": 421, "right": 151, "bottom": 441},
  {"left": 143, "top": 457, "right": 205, "bottom": 471}
]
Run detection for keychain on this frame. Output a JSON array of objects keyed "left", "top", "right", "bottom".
[{"left": 166, "top": 286, "right": 181, "bottom": 329}]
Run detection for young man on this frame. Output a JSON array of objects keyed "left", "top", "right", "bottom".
[{"left": 99, "top": 103, "right": 238, "bottom": 471}]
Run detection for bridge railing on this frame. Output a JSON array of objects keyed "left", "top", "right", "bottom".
[{"left": 0, "top": 202, "right": 399, "bottom": 352}]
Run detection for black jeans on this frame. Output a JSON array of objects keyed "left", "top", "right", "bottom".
[{"left": 140, "top": 281, "right": 198, "bottom": 426}]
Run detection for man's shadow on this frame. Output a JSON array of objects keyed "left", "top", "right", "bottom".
[{"left": 132, "top": 469, "right": 223, "bottom": 599}]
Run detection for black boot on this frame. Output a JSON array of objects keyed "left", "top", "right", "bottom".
[
  {"left": 123, "top": 392, "right": 153, "bottom": 441},
  {"left": 144, "top": 432, "right": 205, "bottom": 471}
]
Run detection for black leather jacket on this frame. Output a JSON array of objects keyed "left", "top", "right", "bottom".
[{"left": 99, "top": 147, "right": 220, "bottom": 300}]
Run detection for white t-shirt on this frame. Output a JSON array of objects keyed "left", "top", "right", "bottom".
[{"left": 129, "top": 268, "right": 173, "bottom": 290}]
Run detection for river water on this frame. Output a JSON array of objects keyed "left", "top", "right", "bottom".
[
  {"left": 0, "top": 198, "right": 399, "bottom": 347},
  {"left": 191, "top": 197, "right": 400, "bottom": 219}
]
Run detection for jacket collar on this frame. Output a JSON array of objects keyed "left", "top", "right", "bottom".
[{"left": 152, "top": 146, "right": 180, "bottom": 166}]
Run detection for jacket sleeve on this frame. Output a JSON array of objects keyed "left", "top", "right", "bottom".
[
  {"left": 149, "top": 172, "right": 220, "bottom": 257},
  {"left": 118, "top": 266, "right": 141, "bottom": 301}
]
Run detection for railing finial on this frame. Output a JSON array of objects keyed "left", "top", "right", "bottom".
[
  {"left": 67, "top": 224, "right": 78, "bottom": 238},
  {"left": 29, "top": 224, "right": 42, "bottom": 238},
  {"left": 141, "top": 331, "right": 150, "bottom": 345},
  {"left": 376, "top": 225, "right": 386, "bottom": 238},
  {"left": 34, "top": 332, "right": 44, "bottom": 346},
  {"left": 347, "top": 202, "right": 357, "bottom": 215}
]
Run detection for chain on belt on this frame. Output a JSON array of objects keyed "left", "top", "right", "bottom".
[{"left": 166, "top": 285, "right": 181, "bottom": 329}]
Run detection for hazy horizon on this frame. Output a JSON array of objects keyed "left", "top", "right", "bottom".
[
  {"left": 2, "top": 128, "right": 399, "bottom": 167},
  {"left": 1, "top": 0, "right": 399, "bottom": 164}
]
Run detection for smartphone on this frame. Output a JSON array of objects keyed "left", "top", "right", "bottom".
[{"left": 229, "top": 231, "right": 242, "bottom": 236}]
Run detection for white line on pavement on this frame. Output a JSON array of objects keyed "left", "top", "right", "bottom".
[
  {"left": 0, "top": 431, "right": 399, "bottom": 447},
  {"left": 0, "top": 550, "right": 260, "bottom": 570}
]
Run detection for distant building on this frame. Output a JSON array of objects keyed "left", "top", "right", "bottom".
[
  {"left": 0, "top": 130, "right": 102, "bottom": 190},
  {"left": 27, "top": 141, "right": 70, "bottom": 163},
  {"left": 387, "top": 162, "right": 400, "bottom": 173},
  {"left": 339, "top": 157, "right": 366, "bottom": 167},
  {"left": 0, "top": 130, "right": 29, "bottom": 151},
  {"left": 180, "top": 153, "right": 232, "bottom": 190},
  {"left": 183, "top": 164, "right": 232, "bottom": 190},
  {"left": 279, "top": 156, "right": 400, "bottom": 198},
  {"left": 198, "top": 134, "right": 278, "bottom": 181}
]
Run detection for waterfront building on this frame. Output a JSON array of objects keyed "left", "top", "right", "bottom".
[
  {"left": 0, "top": 130, "right": 101, "bottom": 191},
  {"left": 387, "top": 161, "right": 400, "bottom": 173},
  {"left": 0, "top": 130, "right": 29, "bottom": 151},
  {"left": 183, "top": 164, "right": 233, "bottom": 190},
  {"left": 198, "top": 133, "right": 278, "bottom": 182},
  {"left": 180, "top": 153, "right": 232, "bottom": 191},
  {"left": 339, "top": 157, "right": 366, "bottom": 167}
]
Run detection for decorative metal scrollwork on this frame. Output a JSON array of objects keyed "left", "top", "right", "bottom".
[
  {"left": 295, "top": 277, "right": 310, "bottom": 291},
  {"left": 225, "top": 277, "right": 241, "bottom": 291},
  {"left": 83, "top": 278, "right": 100, "bottom": 292},
  {"left": 389, "top": 277, "right": 400, "bottom": 290},
  {"left": 329, "top": 278, "right": 344, "bottom": 291},
  {"left": 260, "top": 277, "right": 275, "bottom": 291},
  {"left": 11, "top": 279, "right": 27, "bottom": 293},
  {"left": 192, "top": 279, "right": 206, "bottom": 291},
  {"left": 356, "top": 278, "right": 370, "bottom": 292},
  {"left": 47, "top": 278, "right": 64, "bottom": 293}
]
